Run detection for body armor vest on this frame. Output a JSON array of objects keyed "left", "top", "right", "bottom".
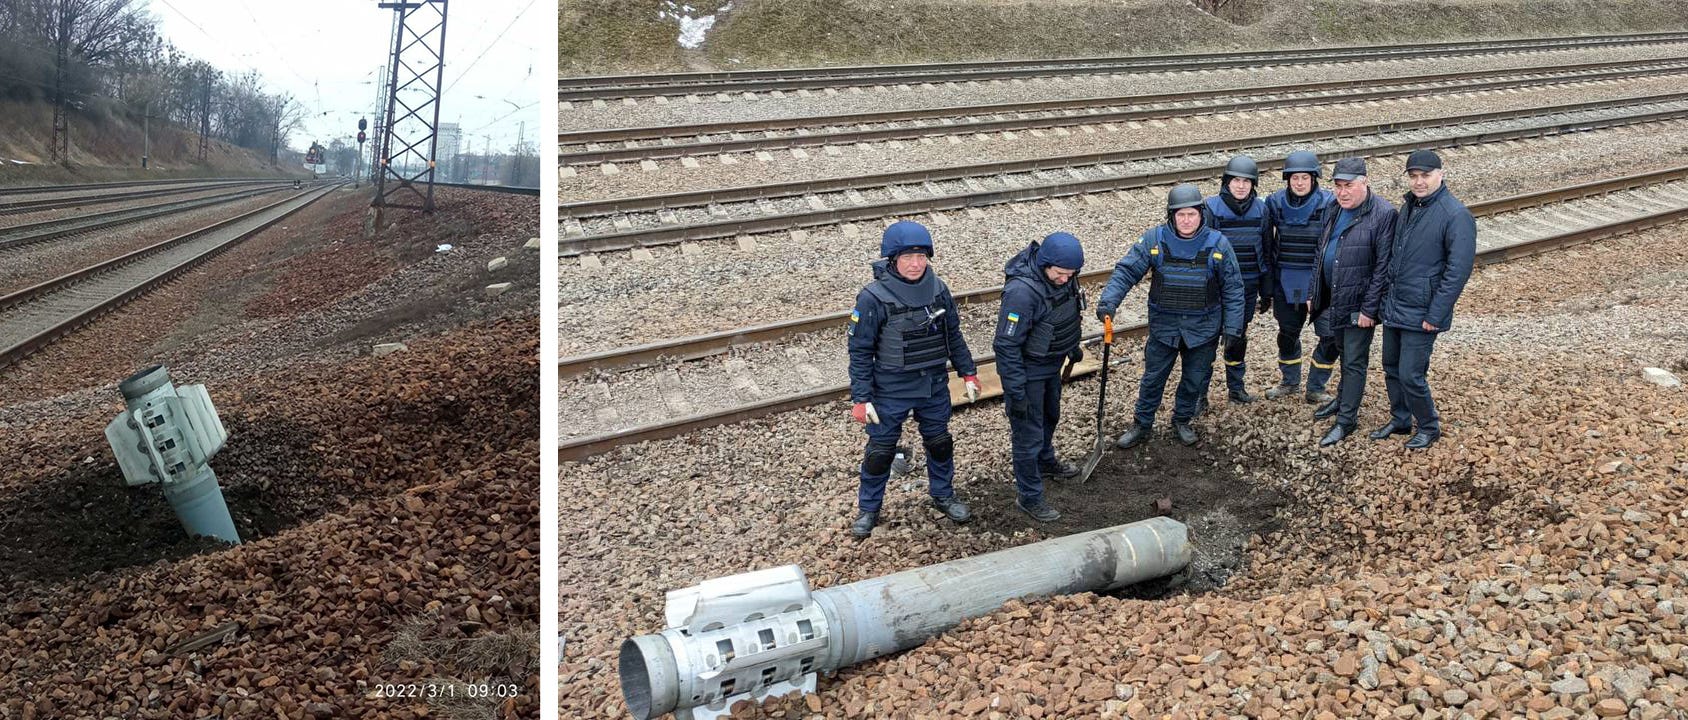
[
  {"left": 866, "top": 281, "right": 949, "bottom": 372},
  {"left": 1204, "top": 196, "right": 1267, "bottom": 281},
  {"left": 1269, "top": 190, "right": 1333, "bottom": 270},
  {"left": 1012, "top": 277, "right": 1082, "bottom": 360},
  {"left": 1147, "top": 228, "right": 1223, "bottom": 316}
]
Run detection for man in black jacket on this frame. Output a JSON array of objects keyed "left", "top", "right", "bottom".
[
  {"left": 1377, "top": 150, "right": 1476, "bottom": 450},
  {"left": 1308, "top": 158, "right": 1397, "bottom": 446}
]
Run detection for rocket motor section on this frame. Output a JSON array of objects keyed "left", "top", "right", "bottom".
[{"left": 104, "top": 365, "right": 240, "bottom": 544}]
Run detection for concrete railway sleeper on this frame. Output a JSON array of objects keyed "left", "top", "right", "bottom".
[
  {"left": 557, "top": 31, "right": 1688, "bottom": 102},
  {"left": 561, "top": 92, "right": 1688, "bottom": 256},
  {"left": 559, "top": 58, "right": 1688, "bottom": 164},
  {"left": 0, "top": 185, "right": 339, "bottom": 369},
  {"left": 558, "top": 170, "right": 1688, "bottom": 458}
]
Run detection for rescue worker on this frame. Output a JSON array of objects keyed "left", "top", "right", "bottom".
[
  {"left": 847, "top": 221, "right": 981, "bottom": 538},
  {"left": 1307, "top": 158, "right": 1397, "bottom": 446},
  {"left": 1377, "top": 150, "right": 1475, "bottom": 449},
  {"left": 1202, "top": 155, "right": 1272, "bottom": 404},
  {"left": 1097, "top": 184, "right": 1245, "bottom": 448},
  {"left": 994, "top": 231, "right": 1086, "bottom": 523},
  {"left": 1263, "top": 150, "right": 1340, "bottom": 405}
]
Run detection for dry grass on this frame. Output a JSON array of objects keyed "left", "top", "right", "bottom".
[{"left": 386, "top": 614, "right": 539, "bottom": 720}]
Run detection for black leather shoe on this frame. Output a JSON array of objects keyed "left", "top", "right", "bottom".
[
  {"left": 850, "top": 511, "right": 878, "bottom": 538},
  {"left": 1404, "top": 431, "right": 1440, "bottom": 450},
  {"left": 1173, "top": 422, "right": 1200, "bottom": 446},
  {"left": 1368, "top": 422, "right": 1412, "bottom": 441},
  {"left": 931, "top": 496, "right": 971, "bottom": 523},
  {"left": 1016, "top": 497, "right": 1061, "bottom": 523},
  {"left": 1116, "top": 424, "right": 1151, "bottom": 449},
  {"left": 1312, "top": 398, "right": 1338, "bottom": 419},
  {"left": 1228, "top": 389, "right": 1257, "bottom": 404},
  {"left": 1039, "top": 460, "right": 1080, "bottom": 480},
  {"left": 1319, "top": 424, "right": 1356, "bottom": 447}
]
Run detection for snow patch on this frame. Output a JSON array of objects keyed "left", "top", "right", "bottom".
[{"left": 661, "top": 0, "right": 730, "bottom": 49}]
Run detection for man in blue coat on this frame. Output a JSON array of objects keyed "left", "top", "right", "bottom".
[
  {"left": 1376, "top": 150, "right": 1476, "bottom": 449},
  {"left": 1307, "top": 158, "right": 1397, "bottom": 446},
  {"left": 1263, "top": 150, "right": 1340, "bottom": 405},
  {"left": 847, "top": 221, "right": 982, "bottom": 537},
  {"left": 1096, "top": 184, "right": 1246, "bottom": 448},
  {"left": 993, "top": 232, "right": 1086, "bottom": 523},
  {"left": 1202, "top": 155, "right": 1272, "bottom": 404}
]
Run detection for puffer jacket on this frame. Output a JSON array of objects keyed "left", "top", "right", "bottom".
[
  {"left": 1309, "top": 190, "right": 1397, "bottom": 330},
  {"left": 1381, "top": 183, "right": 1476, "bottom": 332}
]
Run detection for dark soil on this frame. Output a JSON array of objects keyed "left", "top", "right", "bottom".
[
  {"left": 917, "top": 426, "right": 1292, "bottom": 597},
  {"left": 0, "top": 416, "right": 338, "bottom": 601}
]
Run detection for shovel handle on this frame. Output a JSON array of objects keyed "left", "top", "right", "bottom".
[{"left": 1103, "top": 315, "right": 1113, "bottom": 344}]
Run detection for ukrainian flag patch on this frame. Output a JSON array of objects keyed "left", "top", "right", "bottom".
[
  {"left": 848, "top": 308, "right": 859, "bottom": 336},
  {"left": 1008, "top": 312, "right": 1020, "bottom": 323}
]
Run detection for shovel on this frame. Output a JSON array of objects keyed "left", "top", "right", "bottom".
[{"left": 1065, "top": 315, "right": 1113, "bottom": 484}]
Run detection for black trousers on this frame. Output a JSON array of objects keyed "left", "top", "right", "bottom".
[{"left": 1334, "top": 325, "right": 1376, "bottom": 427}]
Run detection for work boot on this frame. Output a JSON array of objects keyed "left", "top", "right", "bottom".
[
  {"left": 1116, "top": 424, "right": 1151, "bottom": 449},
  {"left": 1228, "top": 388, "right": 1257, "bottom": 404},
  {"left": 1173, "top": 421, "right": 1200, "bottom": 446},
  {"left": 1039, "top": 459, "right": 1080, "bottom": 480},
  {"left": 1265, "top": 383, "right": 1300, "bottom": 400},
  {"left": 931, "top": 495, "right": 971, "bottom": 523},
  {"left": 1016, "top": 497, "right": 1061, "bottom": 523},
  {"left": 1404, "top": 431, "right": 1440, "bottom": 450},
  {"left": 1368, "top": 422, "right": 1412, "bottom": 441},
  {"left": 1319, "top": 423, "right": 1356, "bottom": 447},
  {"left": 1305, "top": 390, "right": 1334, "bottom": 405},
  {"left": 1312, "top": 398, "right": 1338, "bottom": 419},
  {"left": 850, "top": 511, "right": 878, "bottom": 538}
]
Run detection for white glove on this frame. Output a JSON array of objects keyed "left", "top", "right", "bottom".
[{"left": 964, "top": 379, "right": 980, "bottom": 404}]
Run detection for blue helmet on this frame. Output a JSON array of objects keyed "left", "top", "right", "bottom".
[
  {"left": 1037, "top": 231, "right": 1084, "bottom": 270},
  {"left": 880, "top": 220, "right": 934, "bottom": 258}
]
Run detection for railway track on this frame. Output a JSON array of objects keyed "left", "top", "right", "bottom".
[
  {"left": 558, "top": 57, "right": 1688, "bottom": 165},
  {"left": 558, "top": 32, "right": 1688, "bottom": 102},
  {"left": 560, "top": 91, "right": 1688, "bottom": 257},
  {"left": 0, "top": 182, "right": 293, "bottom": 251},
  {"left": 0, "top": 179, "right": 278, "bottom": 216},
  {"left": 0, "top": 176, "right": 278, "bottom": 198},
  {"left": 0, "top": 184, "right": 338, "bottom": 369},
  {"left": 558, "top": 166, "right": 1688, "bottom": 459}
]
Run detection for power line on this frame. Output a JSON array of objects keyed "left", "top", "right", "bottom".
[{"left": 441, "top": 0, "right": 537, "bottom": 95}]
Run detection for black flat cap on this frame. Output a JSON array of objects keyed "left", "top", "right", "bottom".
[
  {"left": 1332, "top": 157, "right": 1368, "bottom": 181},
  {"left": 1405, "top": 149, "right": 1442, "bottom": 171}
]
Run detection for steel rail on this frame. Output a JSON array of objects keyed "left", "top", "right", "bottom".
[
  {"left": 0, "top": 176, "right": 283, "bottom": 198},
  {"left": 0, "top": 183, "right": 293, "bottom": 251},
  {"left": 558, "top": 59, "right": 1688, "bottom": 164},
  {"left": 559, "top": 95, "right": 1688, "bottom": 257},
  {"left": 0, "top": 185, "right": 340, "bottom": 368},
  {"left": 559, "top": 164, "right": 1688, "bottom": 381},
  {"left": 0, "top": 179, "right": 275, "bottom": 215},
  {"left": 558, "top": 32, "right": 1688, "bottom": 101},
  {"left": 432, "top": 181, "right": 542, "bottom": 196},
  {"left": 560, "top": 195, "right": 1688, "bottom": 461}
]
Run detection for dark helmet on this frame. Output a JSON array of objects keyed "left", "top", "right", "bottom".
[
  {"left": 1222, "top": 155, "right": 1259, "bottom": 182},
  {"left": 880, "top": 220, "right": 934, "bottom": 259},
  {"left": 1166, "top": 183, "right": 1206, "bottom": 229},
  {"left": 1282, "top": 150, "right": 1322, "bottom": 179},
  {"left": 1036, "top": 231, "right": 1084, "bottom": 270}
]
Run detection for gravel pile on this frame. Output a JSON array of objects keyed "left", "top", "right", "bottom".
[
  {"left": 0, "top": 186, "right": 541, "bottom": 718},
  {"left": 559, "top": 218, "right": 1688, "bottom": 719},
  {"left": 559, "top": 120, "right": 1688, "bottom": 356},
  {"left": 558, "top": 44, "right": 1688, "bottom": 131},
  {"left": 562, "top": 75, "right": 1688, "bottom": 203}
]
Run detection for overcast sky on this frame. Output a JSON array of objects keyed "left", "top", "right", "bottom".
[{"left": 150, "top": 0, "right": 541, "bottom": 156}]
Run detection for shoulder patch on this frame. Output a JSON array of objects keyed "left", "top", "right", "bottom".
[
  {"left": 1007, "top": 312, "right": 1020, "bottom": 323},
  {"left": 1149, "top": 246, "right": 1160, "bottom": 256},
  {"left": 1212, "top": 251, "right": 1224, "bottom": 260},
  {"left": 850, "top": 309, "right": 860, "bottom": 323}
]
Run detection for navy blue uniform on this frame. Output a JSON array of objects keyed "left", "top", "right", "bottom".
[
  {"left": 1097, "top": 225, "right": 1245, "bottom": 428},
  {"left": 1203, "top": 193, "right": 1270, "bottom": 395},
  {"left": 847, "top": 260, "right": 976, "bottom": 513},
  {"left": 993, "top": 242, "right": 1083, "bottom": 505},
  {"left": 1265, "top": 186, "right": 1339, "bottom": 390}
]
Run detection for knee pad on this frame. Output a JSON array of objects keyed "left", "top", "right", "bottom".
[
  {"left": 863, "top": 442, "right": 898, "bottom": 475},
  {"left": 921, "top": 432, "right": 954, "bottom": 462}
]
